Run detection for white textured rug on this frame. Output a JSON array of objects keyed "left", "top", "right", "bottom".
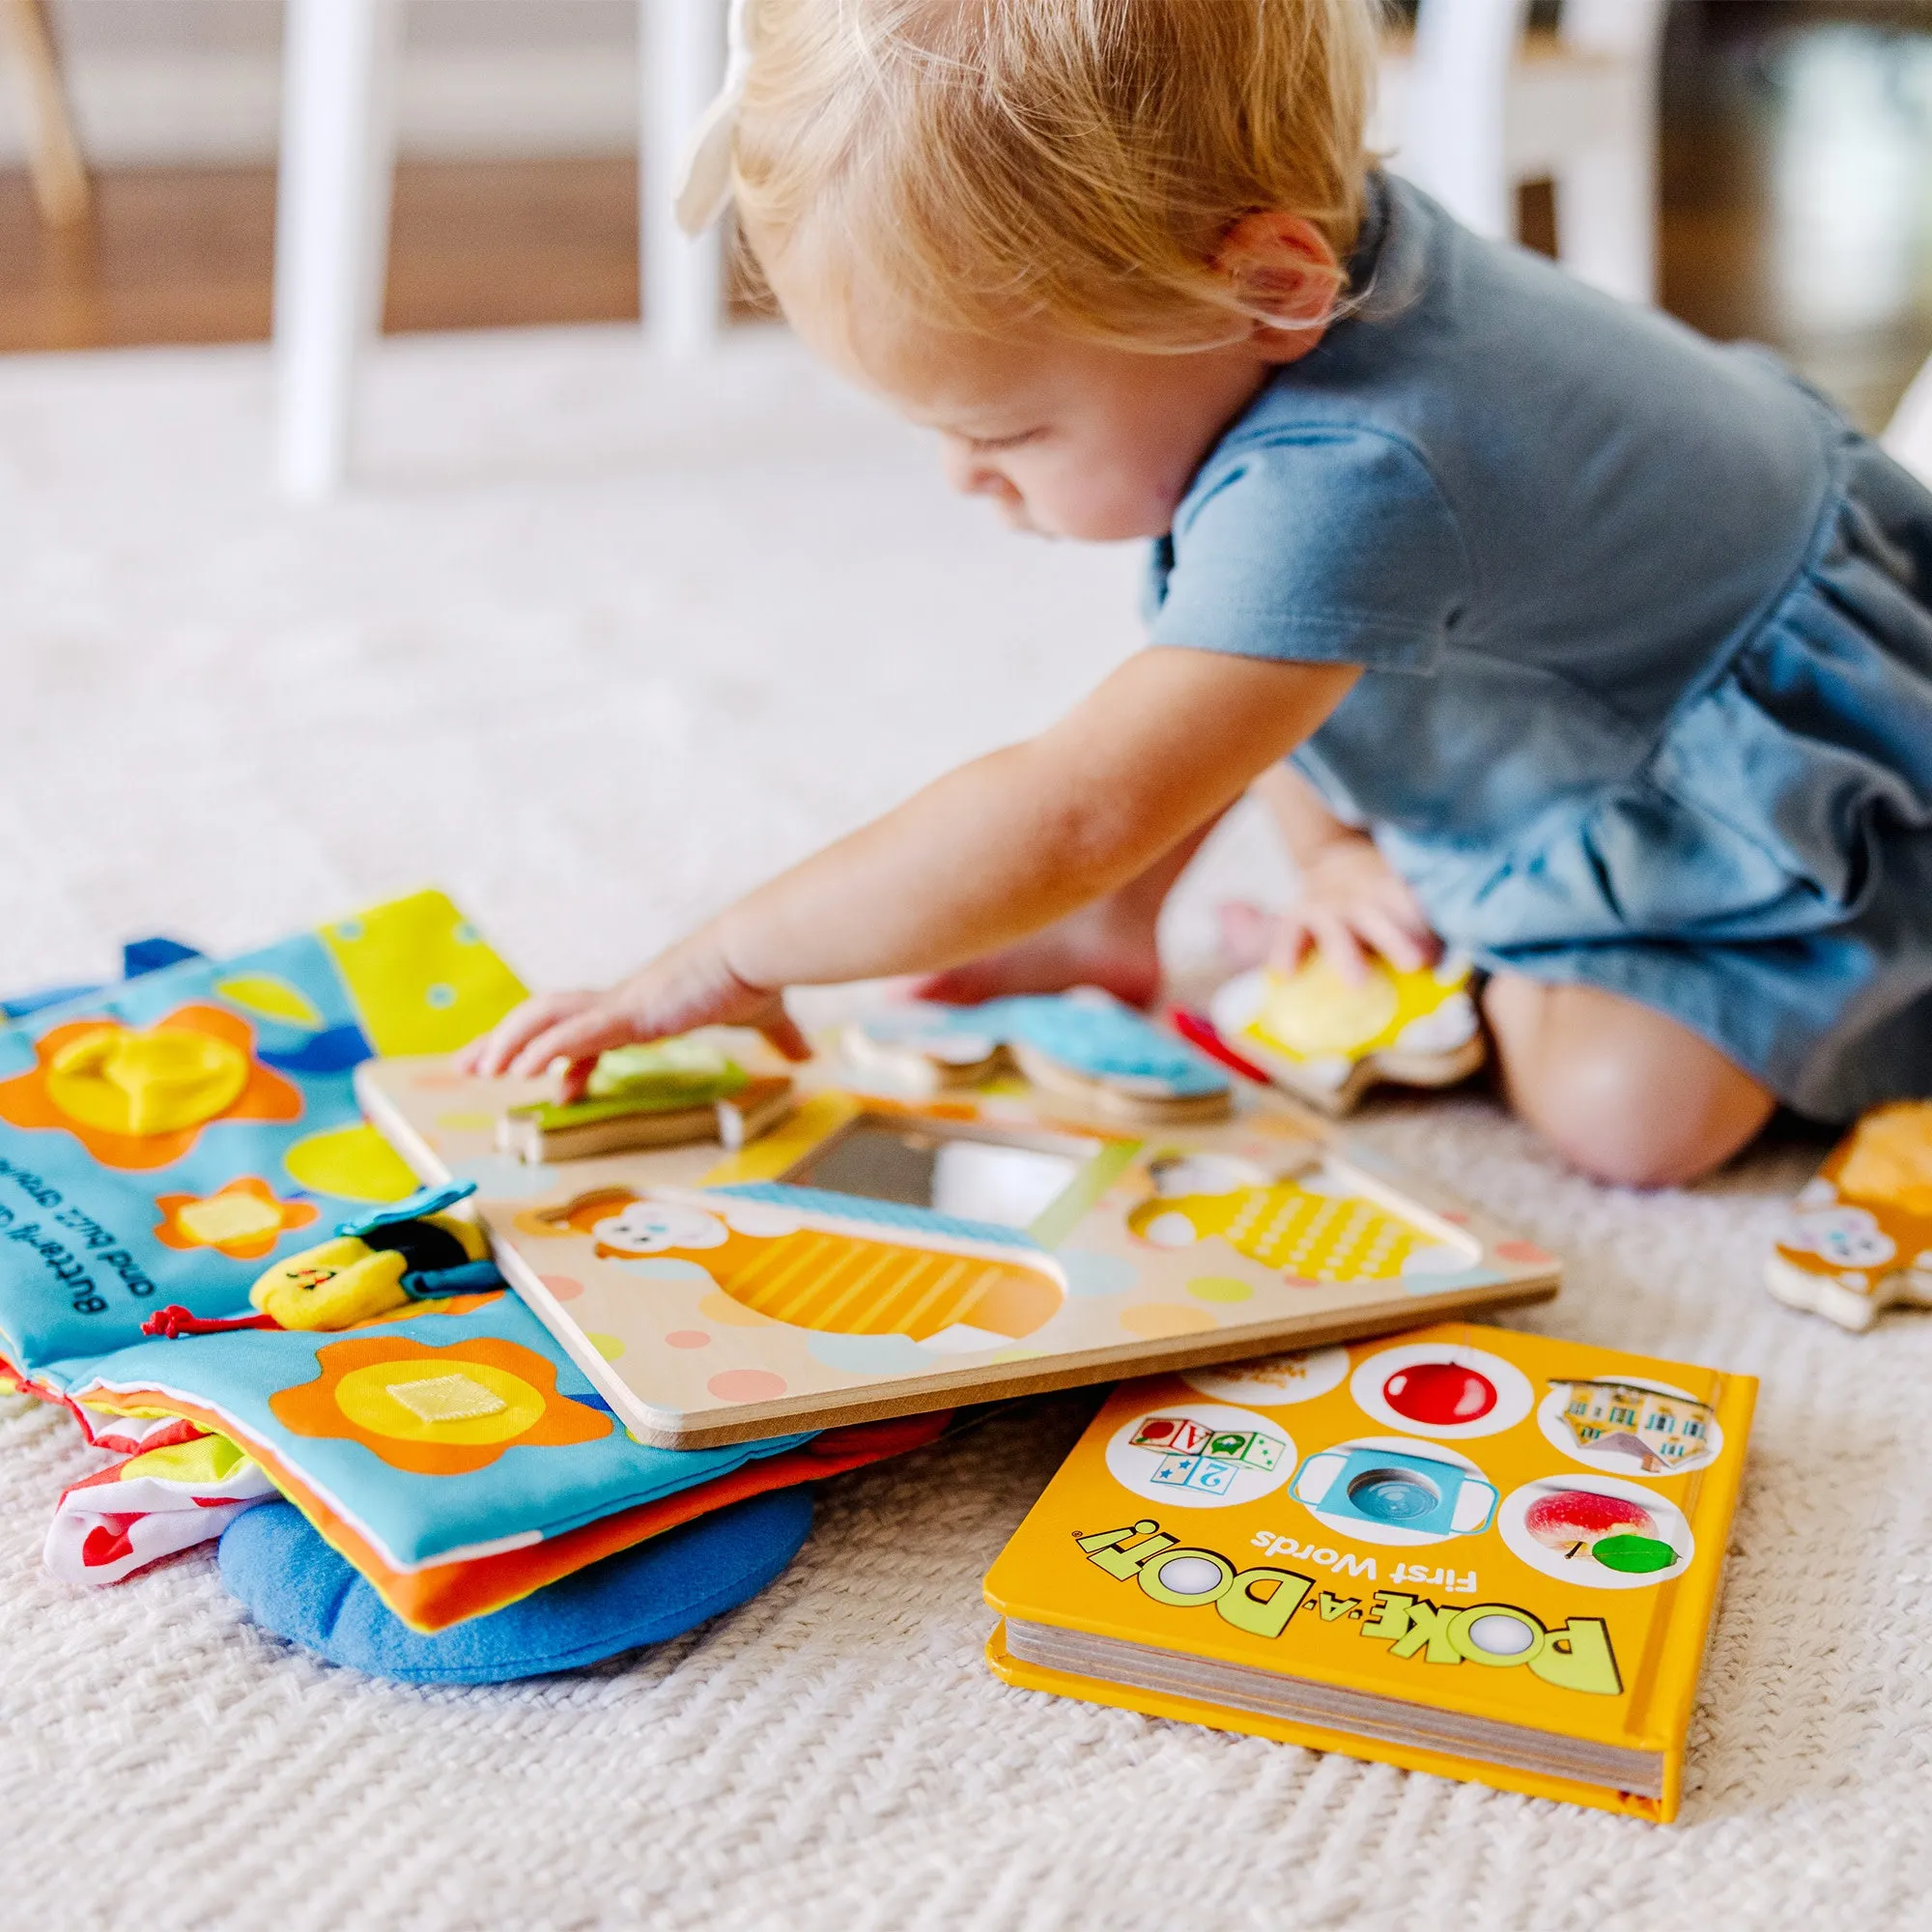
[{"left": 1, "top": 329, "right": 1926, "bottom": 1932}]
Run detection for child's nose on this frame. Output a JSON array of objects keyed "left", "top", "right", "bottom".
[{"left": 941, "top": 441, "right": 1017, "bottom": 506}]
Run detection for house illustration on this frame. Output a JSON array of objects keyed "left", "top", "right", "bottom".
[{"left": 1551, "top": 1378, "right": 1715, "bottom": 1472}]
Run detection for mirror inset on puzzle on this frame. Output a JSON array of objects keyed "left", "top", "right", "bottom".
[{"left": 781, "top": 1113, "right": 1094, "bottom": 1230}]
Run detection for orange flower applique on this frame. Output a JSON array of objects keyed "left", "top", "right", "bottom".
[
  {"left": 153, "top": 1177, "right": 320, "bottom": 1261},
  {"left": 270, "top": 1334, "right": 611, "bottom": 1475},
  {"left": 0, "top": 1006, "right": 301, "bottom": 1172}
]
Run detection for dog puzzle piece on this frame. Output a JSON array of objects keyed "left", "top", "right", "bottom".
[
  {"left": 497, "top": 1039, "right": 794, "bottom": 1163},
  {"left": 1206, "top": 954, "right": 1484, "bottom": 1115},
  {"left": 842, "top": 988, "right": 1231, "bottom": 1124},
  {"left": 217, "top": 1487, "right": 813, "bottom": 1684},
  {"left": 1766, "top": 1100, "right": 1932, "bottom": 1331}
]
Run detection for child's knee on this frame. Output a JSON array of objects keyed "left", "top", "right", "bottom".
[{"left": 1482, "top": 976, "right": 1775, "bottom": 1188}]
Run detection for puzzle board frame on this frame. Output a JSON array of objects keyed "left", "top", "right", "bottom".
[{"left": 358, "top": 1046, "right": 1559, "bottom": 1447}]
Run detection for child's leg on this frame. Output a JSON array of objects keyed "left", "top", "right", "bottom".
[
  {"left": 1481, "top": 975, "right": 1776, "bottom": 1187},
  {"left": 914, "top": 817, "right": 1218, "bottom": 1007}
]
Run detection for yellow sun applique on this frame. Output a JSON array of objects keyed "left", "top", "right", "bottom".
[{"left": 270, "top": 1334, "right": 611, "bottom": 1474}]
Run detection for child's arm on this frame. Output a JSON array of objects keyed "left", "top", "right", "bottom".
[
  {"left": 1253, "top": 762, "right": 1438, "bottom": 981},
  {"left": 468, "top": 647, "right": 1357, "bottom": 1086}
]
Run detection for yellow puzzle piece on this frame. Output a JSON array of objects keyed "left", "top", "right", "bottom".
[{"left": 1208, "top": 955, "right": 1485, "bottom": 1115}]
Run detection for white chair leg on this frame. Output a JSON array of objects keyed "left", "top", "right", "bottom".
[
  {"left": 1550, "top": 0, "right": 1667, "bottom": 306},
  {"left": 5, "top": 0, "right": 91, "bottom": 226},
  {"left": 274, "top": 0, "right": 401, "bottom": 498},
  {"left": 641, "top": 0, "right": 727, "bottom": 355},
  {"left": 1403, "top": 0, "right": 1529, "bottom": 241},
  {"left": 1553, "top": 114, "right": 1657, "bottom": 305},
  {"left": 1884, "top": 354, "right": 1932, "bottom": 489}
]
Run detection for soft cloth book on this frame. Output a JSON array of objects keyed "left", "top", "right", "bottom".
[{"left": 983, "top": 1322, "right": 1753, "bottom": 1820}]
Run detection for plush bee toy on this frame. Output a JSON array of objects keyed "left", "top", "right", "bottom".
[
  {"left": 144, "top": 1181, "right": 506, "bottom": 1339},
  {"left": 247, "top": 1182, "right": 503, "bottom": 1330}
]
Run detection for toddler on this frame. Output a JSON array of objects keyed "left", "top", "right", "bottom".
[{"left": 471, "top": 0, "right": 1932, "bottom": 1188}]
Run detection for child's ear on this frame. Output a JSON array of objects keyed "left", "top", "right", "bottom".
[{"left": 1215, "top": 213, "right": 1341, "bottom": 359}]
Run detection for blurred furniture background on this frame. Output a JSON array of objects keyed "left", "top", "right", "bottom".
[
  {"left": 3, "top": 2, "right": 1930, "bottom": 447},
  {"left": 276, "top": 0, "right": 724, "bottom": 497},
  {"left": 275, "top": 0, "right": 1667, "bottom": 497},
  {"left": 3, "top": 0, "right": 88, "bottom": 224},
  {"left": 1887, "top": 352, "right": 1932, "bottom": 482},
  {"left": 1378, "top": 0, "right": 1671, "bottom": 305}
]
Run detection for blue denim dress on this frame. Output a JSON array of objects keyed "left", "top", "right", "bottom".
[{"left": 1148, "top": 175, "right": 1932, "bottom": 1121}]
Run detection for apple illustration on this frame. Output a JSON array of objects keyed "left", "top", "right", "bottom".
[{"left": 1525, "top": 1488, "right": 1655, "bottom": 1561}]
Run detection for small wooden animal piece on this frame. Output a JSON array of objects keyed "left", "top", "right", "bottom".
[
  {"left": 839, "top": 1008, "right": 1006, "bottom": 1092},
  {"left": 1766, "top": 1100, "right": 1932, "bottom": 1330},
  {"left": 497, "top": 1040, "right": 794, "bottom": 1164},
  {"left": 1203, "top": 954, "right": 1485, "bottom": 1116},
  {"left": 842, "top": 989, "right": 1232, "bottom": 1125}
]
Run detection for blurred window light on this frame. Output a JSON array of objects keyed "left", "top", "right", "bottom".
[{"left": 1772, "top": 27, "right": 1932, "bottom": 337}]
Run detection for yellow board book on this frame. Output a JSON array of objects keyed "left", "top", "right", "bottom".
[{"left": 983, "top": 1322, "right": 1754, "bottom": 1821}]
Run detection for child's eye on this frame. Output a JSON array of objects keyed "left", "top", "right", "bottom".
[{"left": 969, "top": 429, "right": 1044, "bottom": 453}]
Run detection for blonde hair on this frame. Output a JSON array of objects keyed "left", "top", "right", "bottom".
[{"left": 733, "top": 0, "right": 1381, "bottom": 351}]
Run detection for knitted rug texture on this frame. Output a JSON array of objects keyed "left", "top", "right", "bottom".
[{"left": 0, "top": 330, "right": 1924, "bottom": 1932}]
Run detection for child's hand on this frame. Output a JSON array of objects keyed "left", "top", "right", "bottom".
[
  {"left": 458, "top": 927, "right": 810, "bottom": 1096},
  {"left": 1273, "top": 831, "right": 1439, "bottom": 984}
]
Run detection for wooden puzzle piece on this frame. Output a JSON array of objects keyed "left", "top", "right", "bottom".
[
  {"left": 841, "top": 988, "right": 1232, "bottom": 1124},
  {"left": 1204, "top": 955, "right": 1485, "bottom": 1115},
  {"left": 1766, "top": 1100, "right": 1932, "bottom": 1330},
  {"left": 497, "top": 1038, "right": 794, "bottom": 1163}
]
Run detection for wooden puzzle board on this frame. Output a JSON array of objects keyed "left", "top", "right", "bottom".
[{"left": 358, "top": 1044, "right": 1559, "bottom": 1447}]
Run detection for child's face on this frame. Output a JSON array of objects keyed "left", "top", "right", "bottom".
[
  {"left": 920, "top": 332, "right": 1282, "bottom": 542},
  {"left": 780, "top": 279, "right": 1302, "bottom": 542}
]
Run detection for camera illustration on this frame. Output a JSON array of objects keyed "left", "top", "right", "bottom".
[{"left": 1290, "top": 1443, "right": 1498, "bottom": 1537}]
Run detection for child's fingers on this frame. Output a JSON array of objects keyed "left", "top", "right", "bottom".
[
  {"left": 760, "top": 1017, "right": 812, "bottom": 1062},
  {"left": 1266, "top": 910, "right": 1316, "bottom": 974},
  {"left": 469, "top": 992, "right": 594, "bottom": 1077},
  {"left": 1355, "top": 907, "right": 1433, "bottom": 974},
  {"left": 757, "top": 1005, "right": 812, "bottom": 1063},
  {"left": 1308, "top": 911, "right": 1369, "bottom": 984},
  {"left": 554, "top": 1056, "right": 600, "bottom": 1103},
  {"left": 1373, "top": 875, "right": 1440, "bottom": 948},
  {"left": 505, "top": 1007, "right": 648, "bottom": 1080}
]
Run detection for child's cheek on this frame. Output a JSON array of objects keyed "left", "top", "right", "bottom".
[{"left": 1041, "top": 462, "right": 1179, "bottom": 544}]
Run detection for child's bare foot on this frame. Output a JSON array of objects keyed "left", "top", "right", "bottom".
[{"left": 915, "top": 897, "right": 1164, "bottom": 1009}]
